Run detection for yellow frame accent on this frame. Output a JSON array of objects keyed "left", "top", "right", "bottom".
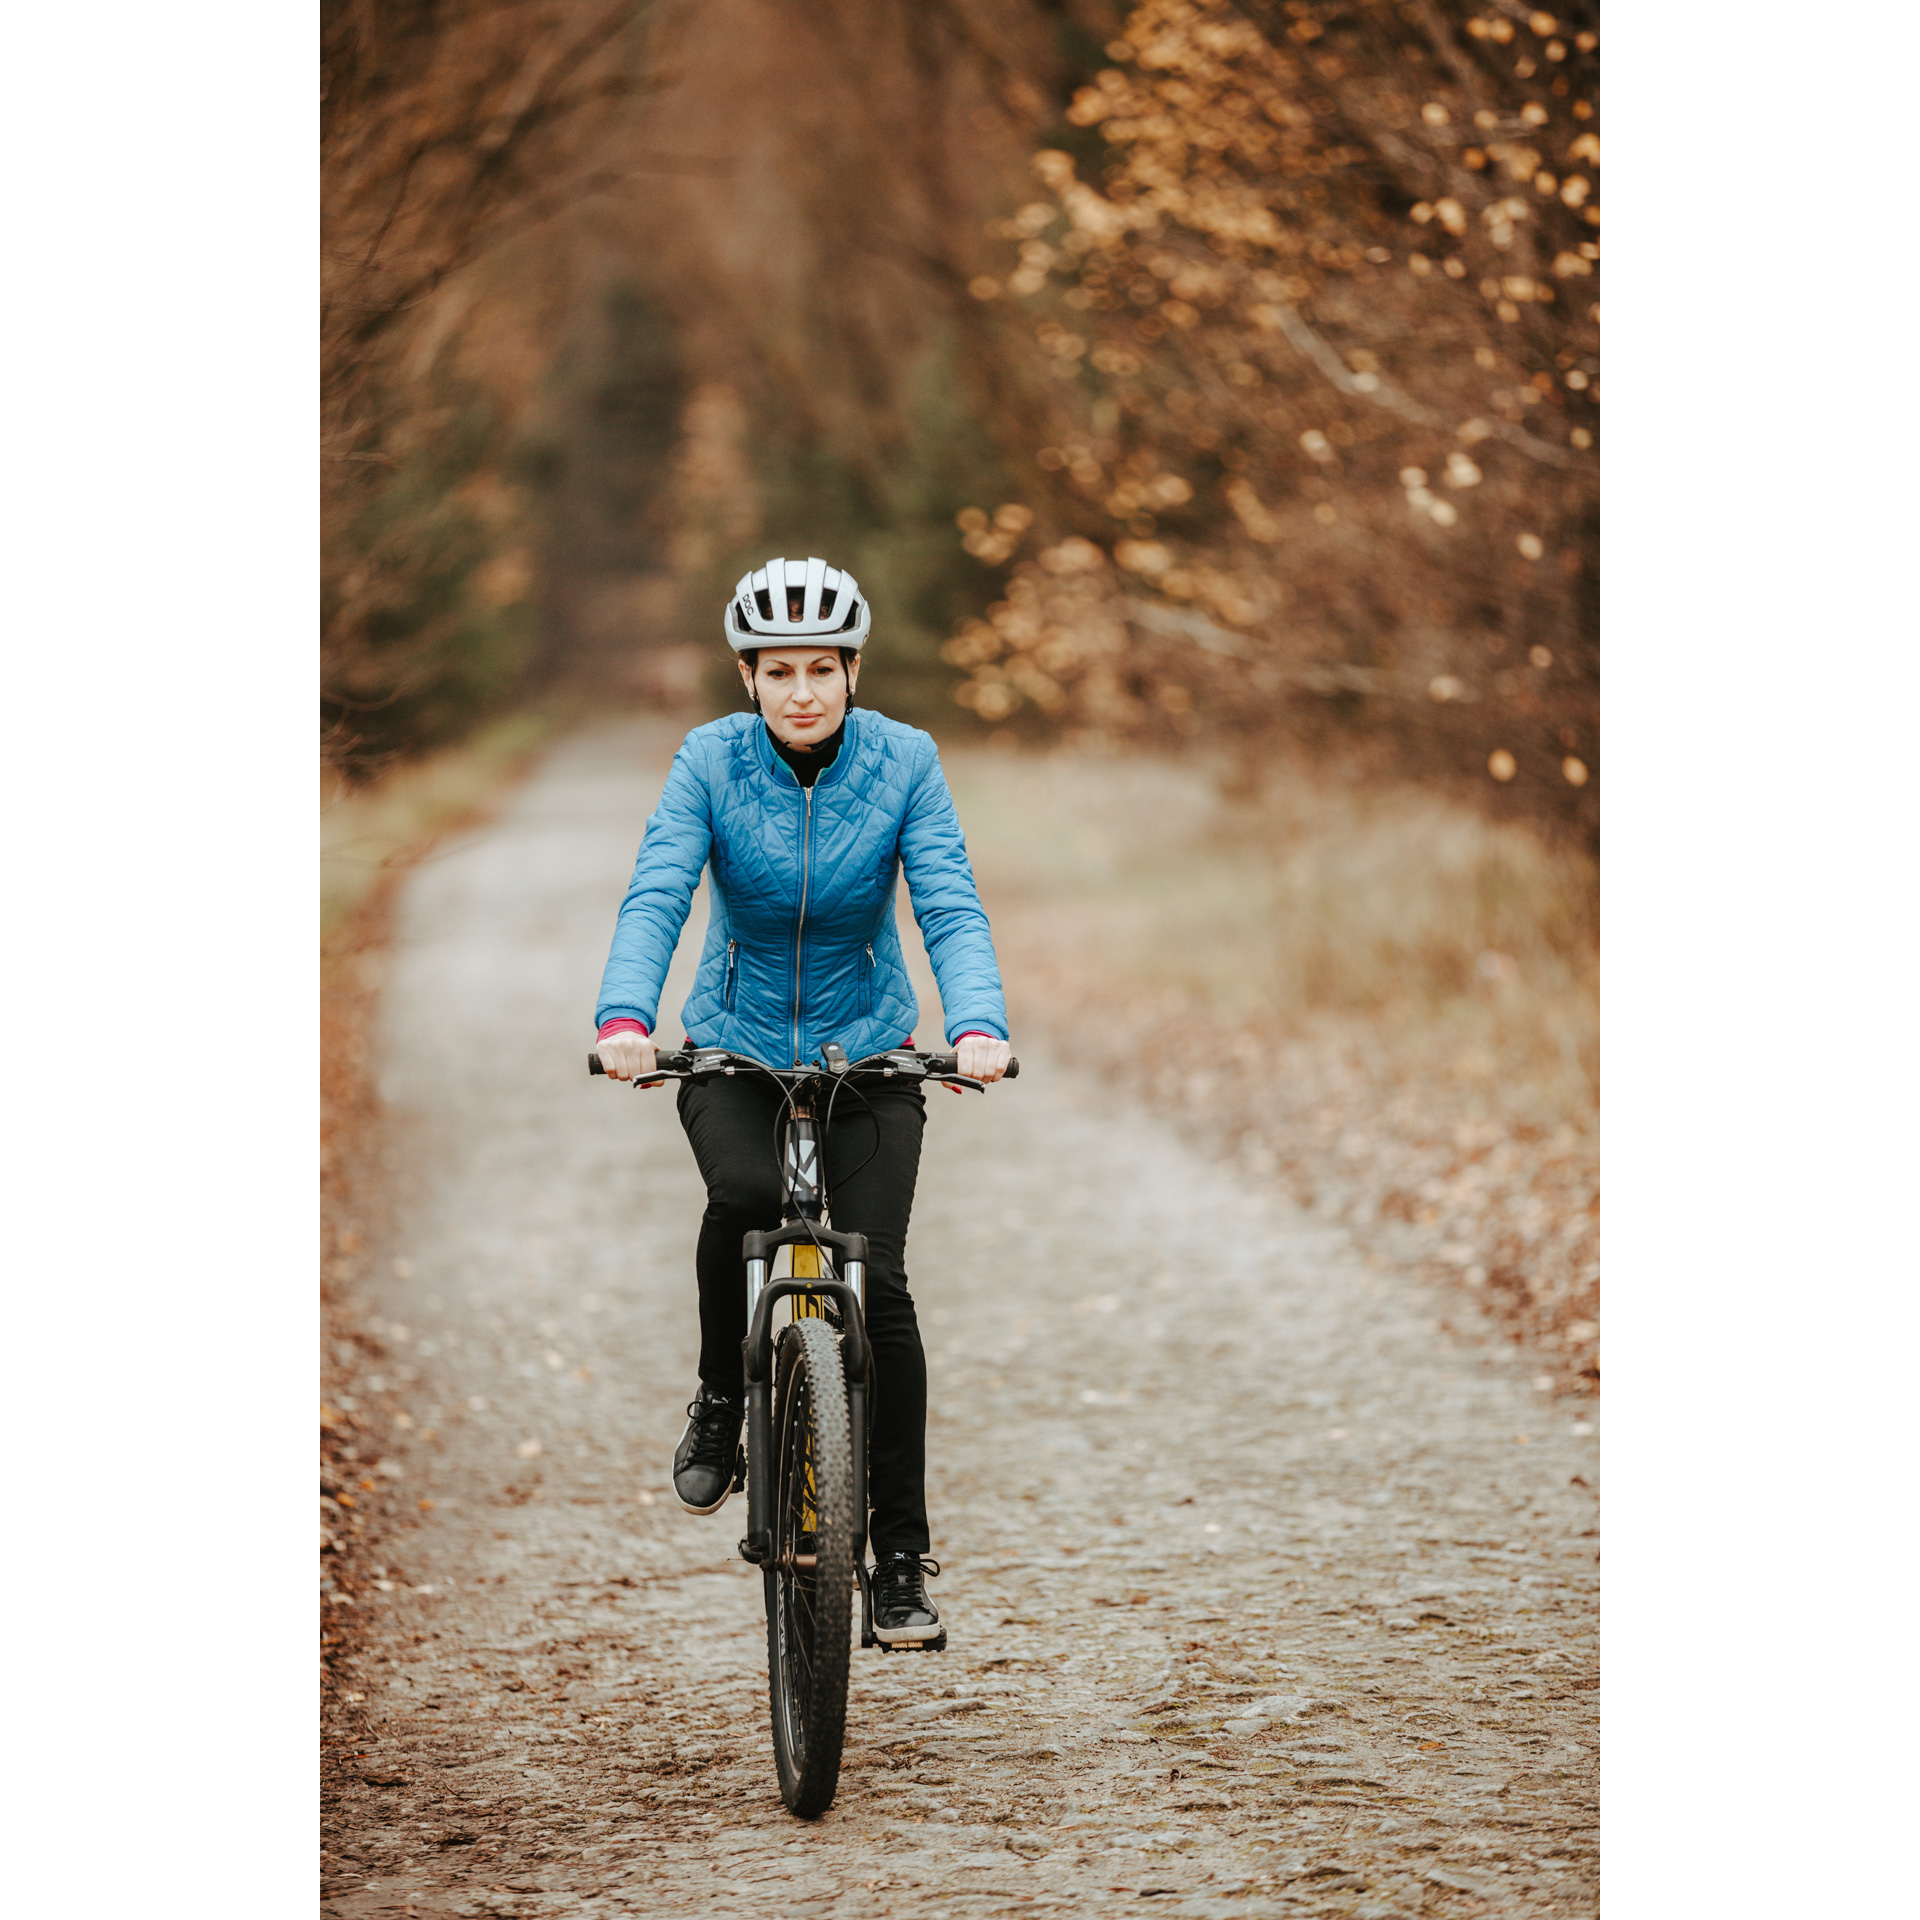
[{"left": 791, "top": 1241, "right": 831, "bottom": 1319}]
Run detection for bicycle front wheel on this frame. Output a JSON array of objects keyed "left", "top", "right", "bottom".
[{"left": 764, "top": 1314, "right": 855, "bottom": 1816}]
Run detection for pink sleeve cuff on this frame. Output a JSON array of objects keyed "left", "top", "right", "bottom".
[{"left": 597, "top": 1018, "right": 649, "bottom": 1041}]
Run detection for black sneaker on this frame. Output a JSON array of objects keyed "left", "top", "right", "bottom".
[
  {"left": 672, "top": 1387, "right": 743, "bottom": 1515},
  {"left": 871, "top": 1552, "right": 943, "bottom": 1644}
]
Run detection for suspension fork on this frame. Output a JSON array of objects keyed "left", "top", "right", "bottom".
[{"left": 738, "top": 1225, "right": 870, "bottom": 1579}]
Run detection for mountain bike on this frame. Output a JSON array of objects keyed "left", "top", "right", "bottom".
[{"left": 589, "top": 1041, "right": 1019, "bottom": 1816}]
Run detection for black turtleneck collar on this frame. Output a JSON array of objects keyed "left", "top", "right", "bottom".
[{"left": 766, "top": 716, "right": 846, "bottom": 788}]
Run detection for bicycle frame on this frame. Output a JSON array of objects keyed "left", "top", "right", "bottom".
[{"left": 587, "top": 1042, "right": 1018, "bottom": 1650}]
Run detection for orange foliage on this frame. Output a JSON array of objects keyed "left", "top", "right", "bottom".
[{"left": 949, "top": 0, "right": 1598, "bottom": 819}]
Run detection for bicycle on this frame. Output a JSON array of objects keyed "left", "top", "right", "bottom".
[{"left": 588, "top": 1040, "right": 1019, "bottom": 1816}]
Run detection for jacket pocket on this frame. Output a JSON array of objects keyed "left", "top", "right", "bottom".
[
  {"left": 724, "top": 939, "right": 739, "bottom": 1012},
  {"left": 862, "top": 942, "right": 877, "bottom": 1019}
]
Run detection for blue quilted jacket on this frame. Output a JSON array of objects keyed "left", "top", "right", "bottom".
[{"left": 595, "top": 709, "right": 1008, "bottom": 1065}]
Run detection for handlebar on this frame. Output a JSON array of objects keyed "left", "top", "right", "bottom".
[{"left": 587, "top": 1046, "right": 1019, "bottom": 1089}]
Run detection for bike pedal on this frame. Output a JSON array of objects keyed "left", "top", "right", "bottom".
[{"left": 729, "top": 1443, "right": 746, "bottom": 1495}]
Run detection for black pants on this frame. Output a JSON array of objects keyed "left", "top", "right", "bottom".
[{"left": 676, "top": 1072, "right": 930, "bottom": 1557}]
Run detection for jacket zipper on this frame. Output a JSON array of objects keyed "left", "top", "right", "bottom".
[
  {"left": 725, "top": 938, "right": 738, "bottom": 1012},
  {"left": 864, "top": 942, "right": 877, "bottom": 1018},
  {"left": 791, "top": 785, "right": 815, "bottom": 1065}
]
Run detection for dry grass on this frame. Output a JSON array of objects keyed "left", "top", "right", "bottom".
[
  {"left": 943, "top": 742, "right": 1599, "bottom": 1387},
  {"left": 322, "top": 711, "right": 561, "bottom": 941},
  {"left": 322, "top": 707, "right": 563, "bottom": 1260}
]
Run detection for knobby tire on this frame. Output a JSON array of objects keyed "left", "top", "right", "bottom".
[{"left": 764, "top": 1315, "right": 854, "bottom": 1817}]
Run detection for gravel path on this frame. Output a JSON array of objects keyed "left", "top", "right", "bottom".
[{"left": 321, "top": 722, "right": 1599, "bottom": 1919}]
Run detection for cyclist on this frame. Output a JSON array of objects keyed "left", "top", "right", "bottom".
[{"left": 594, "top": 556, "right": 1012, "bottom": 1645}]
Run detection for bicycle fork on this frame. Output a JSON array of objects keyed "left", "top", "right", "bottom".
[{"left": 738, "top": 1221, "right": 882, "bottom": 1645}]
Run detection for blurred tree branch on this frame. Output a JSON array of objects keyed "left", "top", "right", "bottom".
[
  {"left": 322, "top": 0, "right": 663, "bottom": 442},
  {"left": 321, "top": 0, "right": 676, "bottom": 772}
]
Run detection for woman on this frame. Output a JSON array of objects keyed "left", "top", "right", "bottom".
[{"left": 594, "top": 555, "right": 1012, "bottom": 1644}]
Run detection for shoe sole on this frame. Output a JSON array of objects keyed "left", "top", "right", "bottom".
[{"left": 872, "top": 1618, "right": 943, "bottom": 1644}]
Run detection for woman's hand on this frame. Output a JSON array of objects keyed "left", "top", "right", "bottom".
[
  {"left": 598, "top": 1029, "right": 658, "bottom": 1083},
  {"left": 955, "top": 1033, "right": 1013, "bottom": 1083}
]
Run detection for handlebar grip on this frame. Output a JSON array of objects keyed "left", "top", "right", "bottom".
[
  {"left": 930, "top": 1049, "right": 1020, "bottom": 1079},
  {"left": 590, "top": 1049, "right": 692, "bottom": 1079}
]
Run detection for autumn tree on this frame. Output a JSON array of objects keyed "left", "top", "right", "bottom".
[
  {"left": 944, "top": 0, "right": 1598, "bottom": 824},
  {"left": 320, "top": 0, "right": 662, "bottom": 772}
]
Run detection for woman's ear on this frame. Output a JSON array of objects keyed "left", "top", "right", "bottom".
[{"left": 738, "top": 658, "right": 758, "bottom": 710}]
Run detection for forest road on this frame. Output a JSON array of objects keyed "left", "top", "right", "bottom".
[{"left": 321, "top": 721, "right": 1598, "bottom": 1920}]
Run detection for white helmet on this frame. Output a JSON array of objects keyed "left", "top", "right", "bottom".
[{"left": 724, "top": 555, "right": 871, "bottom": 652}]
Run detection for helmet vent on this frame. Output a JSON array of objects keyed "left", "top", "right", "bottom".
[{"left": 725, "top": 556, "right": 869, "bottom": 653}]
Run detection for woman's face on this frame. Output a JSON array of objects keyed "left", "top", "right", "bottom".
[{"left": 742, "top": 647, "right": 858, "bottom": 748}]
